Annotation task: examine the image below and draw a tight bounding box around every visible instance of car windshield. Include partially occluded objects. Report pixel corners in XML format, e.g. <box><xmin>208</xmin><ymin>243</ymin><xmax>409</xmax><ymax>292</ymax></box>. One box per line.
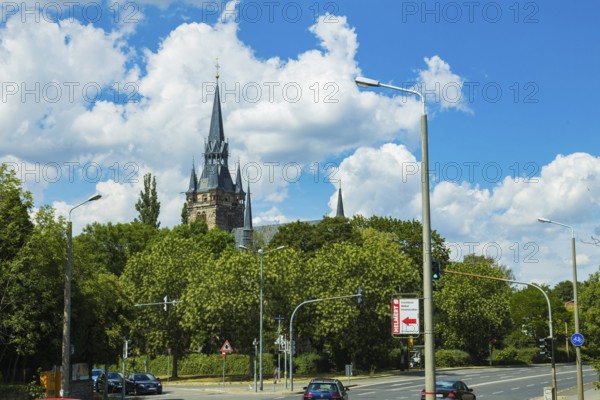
<box><xmin>107</xmin><ymin>373</ymin><xmax>122</xmax><ymax>379</ymax></box>
<box><xmin>91</xmin><ymin>370</ymin><xmax>103</xmax><ymax>377</ymax></box>
<box><xmin>307</xmin><ymin>383</ymin><xmax>338</xmax><ymax>393</ymax></box>
<box><xmin>132</xmin><ymin>373</ymin><xmax>156</xmax><ymax>381</ymax></box>
<box><xmin>436</xmin><ymin>381</ymin><xmax>456</xmax><ymax>389</ymax></box>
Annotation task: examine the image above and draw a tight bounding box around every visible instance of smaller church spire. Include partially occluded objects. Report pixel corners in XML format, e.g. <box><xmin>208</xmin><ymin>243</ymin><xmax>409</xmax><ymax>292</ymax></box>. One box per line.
<box><xmin>336</xmin><ymin>185</ymin><xmax>345</xmax><ymax>218</ymax></box>
<box><xmin>244</xmin><ymin>183</ymin><xmax>253</xmax><ymax>229</ymax></box>
<box><xmin>235</xmin><ymin>161</ymin><xmax>244</xmax><ymax>194</ymax></box>
<box><xmin>240</xmin><ymin>182</ymin><xmax>253</xmax><ymax>247</ymax></box>
<box><xmin>187</xmin><ymin>158</ymin><xmax>197</xmax><ymax>193</ymax></box>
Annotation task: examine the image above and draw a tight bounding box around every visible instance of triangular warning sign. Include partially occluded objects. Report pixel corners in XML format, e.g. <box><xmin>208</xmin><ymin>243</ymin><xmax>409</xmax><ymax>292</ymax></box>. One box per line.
<box><xmin>221</xmin><ymin>340</ymin><xmax>233</xmax><ymax>353</ymax></box>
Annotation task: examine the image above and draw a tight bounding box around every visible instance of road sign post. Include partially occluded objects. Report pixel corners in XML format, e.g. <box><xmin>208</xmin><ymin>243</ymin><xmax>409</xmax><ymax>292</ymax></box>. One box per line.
<box><xmin>220</xmin><ymin>340</ymin><xmax>233</xmax><ymax>387</ymax></box>
<box><xmin>571</xmin><ymin>333</ymin><xmax>584</xmax><ymax>347</ymax></box>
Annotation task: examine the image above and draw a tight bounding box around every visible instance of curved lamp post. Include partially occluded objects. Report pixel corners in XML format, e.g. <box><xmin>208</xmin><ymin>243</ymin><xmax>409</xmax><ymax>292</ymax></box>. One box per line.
<box><xmin>238</xmin><ymin>245</ymin><xmax>286</xmax><ymax>391</ymax></box>
<box><xmin>61</xmin><ymin>194</ymin><xmax>102</xmax><ymax>397</ymax></box>
<box><xmin>355</xmin><ymin>76</ymin><xmax>436</xmax><ymax>399</ymax></box>
<box><xmin>538</xmin><ymin>217</ymin><xmax>583</xmax><ymax>400</ymax></box>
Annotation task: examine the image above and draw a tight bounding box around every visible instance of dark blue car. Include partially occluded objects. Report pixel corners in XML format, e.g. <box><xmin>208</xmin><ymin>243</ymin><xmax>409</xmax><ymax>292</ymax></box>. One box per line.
<box><xmin>126</xmin><ymin>373</ymin><xmax>163</xmax><ymax>395</ymax></box>
<box><xmin>303</xmin><ymin>378</ymin><xmax>349</xmax><ymax>399</ymax></box>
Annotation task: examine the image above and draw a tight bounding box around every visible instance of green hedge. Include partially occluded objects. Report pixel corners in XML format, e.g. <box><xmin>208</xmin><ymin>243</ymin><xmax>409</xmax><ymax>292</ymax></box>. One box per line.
<box><xmin>0</xmin><ymin>384</ymin><xmax>32</xmax><ymax>400</ymax></box>
<box><xmin>492</xmin><ymin>346</ymin><xmax>569</xmax><ymax>365</ymax></box>
<box><xmin>105</xmin><ymin>353</ymin><xmax>278</xmax><ymax>379</ymax></box>
<box><xmin>435</xmin><ymin>350</ymin><xmax>471</xmax><ymax>368</ymax></box>
<box><xmin>293</xmin><ymin>353</ymin><xmax>330</xmax><ymax>374</ymax></box>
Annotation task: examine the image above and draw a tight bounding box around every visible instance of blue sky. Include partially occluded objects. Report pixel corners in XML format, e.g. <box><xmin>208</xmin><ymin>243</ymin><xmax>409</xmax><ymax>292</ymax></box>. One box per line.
<box><xmin>1</xmin><ymin>0</ymin><xmax>599</xmax><ymax>285</ymax></box>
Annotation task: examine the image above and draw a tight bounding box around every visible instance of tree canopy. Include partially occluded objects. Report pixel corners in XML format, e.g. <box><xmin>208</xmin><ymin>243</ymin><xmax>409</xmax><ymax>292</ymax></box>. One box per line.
<box><xmin>135</xmin><ymin>173</ymin><xmax>161</xmax><ymax>228</ymax></box>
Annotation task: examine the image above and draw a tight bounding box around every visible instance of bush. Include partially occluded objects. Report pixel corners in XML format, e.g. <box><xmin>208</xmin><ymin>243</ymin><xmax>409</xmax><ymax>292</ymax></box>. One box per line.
<box><xmin>387</xmin><ymin>348</ymin><xmax>403</xmax><ymax>369</ymax></box>
<box><xmin>493</xmin><ymin>347</ymin><xmax>522</xmax><ymax>365</ymax></box>
<box><xmin>491</xmin><ymin>346</ymin><xmax>556</xmax><ymax>365</ymax></box>
<box><xmin>435</xmin><ymin>350</ymin><xmax>471</xmax><ymax>368</ymax></box>
<box><xmin>103</xmin><ymin>353</ymin><xmax>267</xmax><ymax>379</ymax></box>
<box><xmin>293</xmin><ymin>353</ymin><xmax>330</xmax><ymax>374</ymax></box>
<box><xmin>0</xmin><ymin>384</ymin><xmax>28</xmax><ymax>400</ymax></box>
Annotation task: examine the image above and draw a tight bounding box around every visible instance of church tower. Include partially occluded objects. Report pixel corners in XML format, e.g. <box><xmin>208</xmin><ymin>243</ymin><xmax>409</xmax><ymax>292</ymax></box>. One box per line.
<box><xmin>185</xmin><ymin>76</ymin><xmax>245</xmax><ymax>231</ymax></box>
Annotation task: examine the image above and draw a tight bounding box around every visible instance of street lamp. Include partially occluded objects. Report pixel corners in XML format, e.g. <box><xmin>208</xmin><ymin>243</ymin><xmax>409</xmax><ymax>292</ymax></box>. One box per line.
<box><xmin>238</xmin><ymin>245</ymin><xmax>286</xmax><ymax>391</ymax></box>
<box><xmin>538</xmin><ymin>217</ymin><xmax>583</xmax><ymax>400</ymax></box>
<box><xmin>61</xmin><ymin>194</ymin><xmax>102</xmax><ymax>397</ymax></box>
<box><xmin>355</xmin><ymin>76</ymin><xmax>436</xmax><ymax>399</ymax></box>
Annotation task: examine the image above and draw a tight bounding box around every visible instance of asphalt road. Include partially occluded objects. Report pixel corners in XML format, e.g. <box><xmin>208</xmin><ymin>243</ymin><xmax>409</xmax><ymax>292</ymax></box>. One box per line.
<box><xmin>116</xmin><ymin>364</ymin><xmax>597</xmax><ymax>400</ymax></box>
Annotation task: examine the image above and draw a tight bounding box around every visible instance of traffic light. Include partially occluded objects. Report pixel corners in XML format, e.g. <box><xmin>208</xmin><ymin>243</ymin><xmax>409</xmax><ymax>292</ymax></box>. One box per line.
<box><xmin>164</xmin><ymin>295</ymin><xmax>169</xmax><ymax>311</ymax></box>
<box><xmin>431</xmin><ymin>259</ymin><xmax>441</xmax><ymax>281</ymax></box>
<box><xmin>123</xmin><ymin>338</ymin><xmax>132</xmax><ymax>359</ymax></box>
<box><xmin>356</xmin><ymin>287</ymin><xmax>365</xmax><ymax>304</ymax></box>
<box><xmin>539</xmin><ymin>337</ymin><xmax>552</xmax><ymax>359</ymax></box>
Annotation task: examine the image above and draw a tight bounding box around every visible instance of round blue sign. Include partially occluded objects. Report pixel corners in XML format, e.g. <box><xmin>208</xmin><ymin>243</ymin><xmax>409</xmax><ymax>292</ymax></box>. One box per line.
<box><xmin>571</xmin><ymin>333</ymin><xmax>584</xmax><ymax>347</ymax></box>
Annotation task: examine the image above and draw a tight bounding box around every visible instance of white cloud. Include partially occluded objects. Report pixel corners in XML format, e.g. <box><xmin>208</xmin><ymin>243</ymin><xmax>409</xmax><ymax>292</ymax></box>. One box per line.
<box><xmin>0</xmin><ymin>15</ymin><xmax>130</xmax><ymax>161</ymax></box>
<box><xmin>418</xmin><ymin>55</ymin><xmax>472</xmax><ymax>113</ymax></box>
<box><xmin>0</xmin><ymin>7</ymin><xmax>478</xmax><ymax>244</ymax></box>
<box><xmin>328</xmin><ymin>143</ymin><xmax>422</xmax><ymax>219</ymax></box>
<box><xmin>333</xmin><ymin>149</ymin><xmax>600</xmax><ymax>285</ymax></box>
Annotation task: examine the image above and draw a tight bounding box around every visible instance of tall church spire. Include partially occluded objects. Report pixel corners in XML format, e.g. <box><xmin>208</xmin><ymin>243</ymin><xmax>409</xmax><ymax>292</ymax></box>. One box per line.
<box><xmin>240</xmin><ymin>182</ymin><xmax>253</xmax><ymax>247</ymax></box>
<box><xmin>244</xmin><ymin>183</ymin><xmax>253</xmax><ymax>229</ymax></box>
<box><xmin>336</xmin><ymin>185</ymin><xmax>345</xmax><ymax>218</ymax></box>
<box><xmin>186</xmin><ymin>69</ymin><xmax>245</xmax><ymax>232</ymax></box>
<box><xmin>208</xmin><ymin>82</ymin><xmax>226</xmax><ymax>144</ymax></box>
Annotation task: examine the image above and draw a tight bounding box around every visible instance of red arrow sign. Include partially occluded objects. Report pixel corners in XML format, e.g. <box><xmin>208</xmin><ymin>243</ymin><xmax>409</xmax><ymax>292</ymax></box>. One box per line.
<box><xmin>402</xmin><ymin>317</ymin><xmax>417</xmax><ymax>325</ymax></box>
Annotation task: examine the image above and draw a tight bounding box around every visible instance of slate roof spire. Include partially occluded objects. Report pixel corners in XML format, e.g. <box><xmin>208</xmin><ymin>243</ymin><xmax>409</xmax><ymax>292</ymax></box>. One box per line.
<box><xmin>197</xmin><ymin>73</ymin><xmax>235</xmax><ymax>192</ymax></box>
<box><xmin>235</xmin><ymin>162</ymin><xmax>244</xmax><ymax>194</ymax></box>
<box><xmin>240</xmin><ymin>182</ymin><xmax>253</xmax><ymax>247</ymax></box>
<box><xmin>244</xmin><ymin>183</ymin><xmax>253</xmax><ymax>229</ymax></box>
<box><xmin>336</xmin><ymin>185</ymin><xmax>345</xmax><ymax>218</ymax></box>
<box><xmin>187</xmin><ymin>158</ymin><xmax>197</xmax><ymax>193</ymax></box>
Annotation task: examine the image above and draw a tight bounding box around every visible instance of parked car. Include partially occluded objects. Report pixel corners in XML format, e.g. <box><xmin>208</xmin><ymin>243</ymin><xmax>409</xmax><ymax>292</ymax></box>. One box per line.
<box><xmin>420</xmin><ymin>380</ymin><xmax>476</xmax><ymax>399</ymax></box>
<box><xmin>97</xmin><ymin>372</ymin><xmax>124</xmax><ymax>393</ymax></box>
<box><xmin>126</xmin><ymin>373</ymin><xmax>163</xmax><ymax>395</ymax></box>
<box><xmin>91</xmin><ymin>368</ymin><xmax>104</xmax><ymax>392</ymax></box>
<box><xmin>303</xmin><ymin>378</ymin><xmax>349</xmax><ymax>400</ymax></box>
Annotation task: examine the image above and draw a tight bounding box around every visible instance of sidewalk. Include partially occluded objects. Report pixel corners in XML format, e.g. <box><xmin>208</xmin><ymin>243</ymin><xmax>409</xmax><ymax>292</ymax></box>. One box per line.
<box><xmin>530</xmin><ymin>382</ymin><xmax>600</xmax><ymax>400</ymax></box>
<box><xmin>556</xmin><ymin>383</ymin><xmax>599</xmax><ymax>400</ymax></box>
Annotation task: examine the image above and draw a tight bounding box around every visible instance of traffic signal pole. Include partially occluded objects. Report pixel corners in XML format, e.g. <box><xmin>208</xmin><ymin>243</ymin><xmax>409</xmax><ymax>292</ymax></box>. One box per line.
<box><xmin>445</xmin><ymin>270</ymin><xmax>557</xmax><ymax>400</ymax></box>
<box><xmin>289</xmin><ymin>289</ymin><xmax>364</xmax><ymax>391</ymax></box>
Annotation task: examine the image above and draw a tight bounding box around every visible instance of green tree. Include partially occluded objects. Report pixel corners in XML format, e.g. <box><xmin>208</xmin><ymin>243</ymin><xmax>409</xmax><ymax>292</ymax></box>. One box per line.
<box><xmin>269</xmin><ymin>221</ymin><xmax>317</xmax><ymax>252</ymax></box>
<box><xmin>122</xmin><ymin>229</ymin><xmax>213</xmax><ymax>378</ymax></box>
<box><xmin>75</xmin><ymin>221</ymin><xmax>159</xmax><ymax>276</ymax></box>
<box><xmin>0</xmin><ymin>165</ymin><xmax>36</xmax><ymax>380</ymax></box>
<box><xmin>300</xmin><ymin>229</ymin><xmax>419</xmax><ymax>369</ymax></box>
<box><xmin>351</xmin><ymin>215</ymin><xmax>450</xmax><ymax>269</ymax></box>
<box><xmin>506</xmin><ymin>286</ymin><xmax>552</xmax><ymax>348</ymax></box>
<box><xmin>135</xmin><ymin>173</ymin><xmax>161</xmax><ymax>228</ymax></box>
<box><xmin>180</xmin><ymin>202</ymin><xmax>188</xmax><ymax>224</ymax></box>
<box><xmin>551</xmin><ymin>280</ymin><xmax>574</xmax><ymax>303</ymax></box>
<box><xmin>0</xmin><ymin>164</ymin><xmax>33</xmax><ymax>261</ymax></box>
<box><xmin>270</xmin><ymin>217</ymin><xmax>361</xmax><ymax>254</ymax></box>
<box><xmin>436</xmin><ymin>255</ymin><xmax>512</xmax><ymax>362</ymax></box>
<box><xmin>1</xmin><ymin>206</ymin><xmax>64</xmax><ymax>379</ymax></box>
<box><xmin>579</xmin><ymin>270</ymin><xmax>600</xmax><ymax>358</ymax></box>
